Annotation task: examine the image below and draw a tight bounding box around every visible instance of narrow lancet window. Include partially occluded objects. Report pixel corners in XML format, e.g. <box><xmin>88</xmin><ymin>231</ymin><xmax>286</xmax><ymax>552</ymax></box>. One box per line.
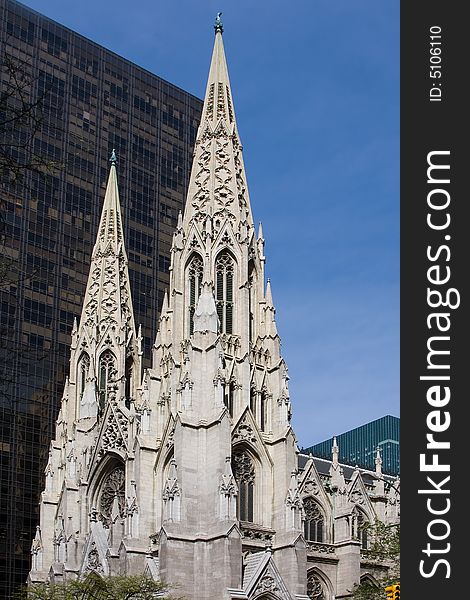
<box><xmin>188</xmin><ymin>255</ymin><xmax>203</xmax><ymax>335</ymax></box>
<box><xmin>125</xmin><ymin>356</ymin><xmax>133</xmax><ymax>409</ymax></box>
<box><xmin>98</xmin><ymin>351</ymin><xmax>115</xmax><ymax>411</ymax></box>
<box><xmin>260</xmin><ymin>390</ymin><xmax>267</xmax><ymax>432</ymax></box>
<box><xmin>78</xmin><ymin>353</ymin><xmax>90</xmax><ymax>400</ymax></box>
<box><xmin>232</xmin><ymin>449</ymin><xmax>255</xmax><ymax>522</ymax></box>
<box><xmin>216</xmin><ymin>252</ymin><xmax>234</xmax><ymax>334</ymax></box>
<box><xmin>224</xmin><ymin>381</ymin><xmax>235</xmax><ymax>417</ymax></box>
<box><xmin>250</xmin><ymin>387</ymin><xmax>256</xmax><ymax>419</ymax></box>
<box><xmin>303</xmin><ymin>498</ymin><xmax>324</xmax><ymax>543</ymax></box>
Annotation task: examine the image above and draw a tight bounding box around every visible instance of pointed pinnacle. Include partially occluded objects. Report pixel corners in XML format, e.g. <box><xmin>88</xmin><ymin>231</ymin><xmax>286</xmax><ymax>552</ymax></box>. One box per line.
<box><xmin>258</xmin><ymin>222</ymin><xmax>264</xmax><ymax>241</ymax></box>
<box><xmin>177</xmin><ymin>210</ymin><xmax>183</xmax><ymax>229</ymax></box>
<box><xmin>266</xmin><ymin>278</ymin><xmax>273</xmax><ymax>306</ymax></box>
<box><xmin>161</xmin><ymin>289</ymin><xmax>169</xmax><ymax>314</ymax></box>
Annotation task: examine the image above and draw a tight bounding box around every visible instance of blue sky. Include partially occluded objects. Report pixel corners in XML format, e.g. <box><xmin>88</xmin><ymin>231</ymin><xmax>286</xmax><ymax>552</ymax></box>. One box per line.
<box><xmin>22</xmin><ymin>0</ymin><xmax>400</xmax><ymax>448</ymax></box>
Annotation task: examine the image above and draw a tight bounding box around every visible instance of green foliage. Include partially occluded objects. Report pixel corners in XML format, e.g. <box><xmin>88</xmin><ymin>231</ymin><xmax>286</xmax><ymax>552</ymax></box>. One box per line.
<box><xmin>15</xmin><ymin>574</ymin><xmax>179</xmax><ymax>600</ymax></box>
<box><xmin>350</xmin><ymin>520</ymin><xmax>400</xmax><ymax>600</ymax></box>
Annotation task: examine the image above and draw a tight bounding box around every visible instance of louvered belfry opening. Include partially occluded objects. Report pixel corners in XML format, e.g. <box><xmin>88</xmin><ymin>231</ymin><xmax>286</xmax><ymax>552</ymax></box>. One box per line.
<box><xmin>215</xmin><ymin>252</ymin><xmax>234</xmax><ymax>334</ymax></box>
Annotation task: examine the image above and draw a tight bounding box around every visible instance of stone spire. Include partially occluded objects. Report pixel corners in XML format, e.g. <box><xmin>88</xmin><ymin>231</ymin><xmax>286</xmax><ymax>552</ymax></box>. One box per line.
<box><xmin>182</xmin><ymin>17</ymin><xmax>254</xmax><ymax>232</ymax></box>
<box><xmin>79</xmin><ymin>151</ymin><xmax>136</xmax><ymax>337</ymax></box>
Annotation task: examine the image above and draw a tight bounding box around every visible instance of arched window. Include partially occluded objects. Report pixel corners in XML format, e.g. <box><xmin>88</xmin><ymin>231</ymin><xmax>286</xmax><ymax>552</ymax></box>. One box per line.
<box><xmin>188</xmin><ymin>254</ymin><xmax>203</xmax><ymax>335</ymax></box>
<box><xmin>303</xmin><ymin>498</ymin><xmax>324</xmax><ymax>542</ymax></box>
<box><xmin>307</xmin><ymin>571</ymin><xmax>326</xmax><ymax>600</ymax></box>
<box><xmin>260</xmin><ymin>390</ymin><xmax>267</xmax><ymax>432</ymax></box>
<box><xmin>99</xmin><ymin>465</ymin><xmax>125</xmax><ymax>527</ymax></box>
<box><xmin>78</xmin><ymin>353</ymin><xmax>90</xmax><ymax>400</ymax></box>
<box><xmin>250</xmin><ymin>386</ymin><xmax>256</xmax><ymax>419</ymax></box>
<box><xmin>248</xmin><ymin>260</ymin><xmax>256</xmax><ymax>342</ymax></box>
<box><xmin>356</xmin><ymin>510</ymin><xmax>369</xmax><ymax>549</ymax></box>
<box><xmin>125</xmin><ymin>356</ymin><xmax>133</xmax><ymax>409</ymax></box>
<box><xmin>224</xmin><ymin>380</ymin><xmax>235</xmax><ymax>417</ymax></box>
<box><xmin>98</xmin><ymin>351</ymin><xmax>115</xmax><ymax>411</ymax></box>
<box><xmin>232</xmin><ymin>449</ymin><xmax>255</xmax><ymax>522</ymax></box>
<box><xmin>216</xmin><ymin>252</ymin><xmax>234</xmax><ymax>334</ymax></box>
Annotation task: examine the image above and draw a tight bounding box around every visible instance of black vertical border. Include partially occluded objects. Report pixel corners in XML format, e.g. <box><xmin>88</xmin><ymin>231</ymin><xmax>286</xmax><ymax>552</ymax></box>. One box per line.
<box><xmin>401</xmin><ymin>3</ymin><xmax>467</xmax><ymax>597</ymax></box>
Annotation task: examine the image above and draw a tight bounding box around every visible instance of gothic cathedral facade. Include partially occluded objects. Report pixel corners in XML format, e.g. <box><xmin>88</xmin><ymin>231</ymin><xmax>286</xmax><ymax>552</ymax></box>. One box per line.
<box><xmin>29</xmin><ymin>19</ymin><xmax>399</xmax><ymax>600</ymax></box>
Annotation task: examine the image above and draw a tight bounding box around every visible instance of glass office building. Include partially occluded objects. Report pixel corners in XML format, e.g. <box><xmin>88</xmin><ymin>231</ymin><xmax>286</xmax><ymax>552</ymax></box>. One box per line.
<box><xmin>0</xmin><ymin>0</ymin><xmax>202</xmax><ymax>593</ymax></box>
<box><xmin>302</xmin><ymin>415</ymin><xmax>400</xmax><ymax>477</ymax></box>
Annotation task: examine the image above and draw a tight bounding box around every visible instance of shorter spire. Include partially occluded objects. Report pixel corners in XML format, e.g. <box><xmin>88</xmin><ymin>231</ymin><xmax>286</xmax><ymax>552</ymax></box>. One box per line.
<box><xmin>375</xmin><ymin>446</ymin><xmax>383</xmax><ymax>476</ymax></box>
<box><xmin>214</xmin><ymin>11</ymin><xmax>223</xmax><ymax>34</ymax></box>
<box><xmin>332</xmin><ymin>436</ymin><xmax>339</xmax><ymax>467</ymax></box>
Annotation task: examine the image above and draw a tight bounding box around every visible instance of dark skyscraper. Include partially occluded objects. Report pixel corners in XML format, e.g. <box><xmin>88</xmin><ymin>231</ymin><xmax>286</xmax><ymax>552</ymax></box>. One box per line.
<box><xmin>302</xmin><ymin>415</ymin><xmax>400</xmax><ymax>476</ymax></box>
<box><xmin>0</xmin><ymin>0</ymin><xmax>202</xmax><ymax>593</ymax></box>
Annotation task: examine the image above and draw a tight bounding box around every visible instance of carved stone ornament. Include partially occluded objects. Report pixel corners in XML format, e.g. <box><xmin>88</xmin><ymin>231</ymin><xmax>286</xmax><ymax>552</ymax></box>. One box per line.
<box><xmin>163</xmin><ymin>460</ymin><xmax>180</xmax><ymax>501</ymax></box>
<box><xmin>232</xmin><ymin>415</ymin><xmax>257</xmax><ymax>444</ymax></box>
<box><xmin>232</xmin><ymin>450</ymin><xmax>255</xmax><ymax>485</ymax></box>
<box><xmin>219</xmin><ymin>471</ymin><xmax>237</xmax><ymax>497</ymax></box>
<box><xmin>303</xmin><ymin>478</ymin><xmax>320</xmax><ymax>496</ymax></box>
<box><xmin>86</xmin><ymin>540</ymin><xmax>103</xmax><ymax>573</ymax></box>
<box><xmin>351</xmin><ymin>489</ymin><xmax>365</xmax><ymax>505</ymax></box>
<box><xmin>256</xmin><ymin>572</ymin><xmax>279</xmax><ymax>594</ymax></box>
<box><xmin>98</xmin><ymin>405</ymin><xmax>128</xmax><ymax>458</ymax></box>
<box><xmin>306</xmin><ymin>542</ymin><xmax>335</xmax><ymax>555</ymax></box>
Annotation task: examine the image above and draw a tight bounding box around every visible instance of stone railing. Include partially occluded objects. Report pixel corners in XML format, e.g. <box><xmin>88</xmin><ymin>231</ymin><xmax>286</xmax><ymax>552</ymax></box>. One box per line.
<box><xmin>240</xmin><ymin>522</ymin><xmax>275</xmax><ymax>545</ymax></box>
<box><xmin>306</xmin><ymin>542</ymin><xmax>336</xmax><ymax>555</ymax></box>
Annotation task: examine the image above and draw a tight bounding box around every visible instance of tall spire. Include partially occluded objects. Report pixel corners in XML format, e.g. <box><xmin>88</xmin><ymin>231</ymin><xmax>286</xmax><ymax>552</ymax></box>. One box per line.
<box><xmin>182</xmin><ymin>15</ymin><xmax>253</xmax><ymax>231</ymax></box>
<box><xmin>96</xmin><ymin>150</ymin><xmax>125</xmax><ymax>251</ymax></box>
<box><xmin>79</xmin><ymin>152</ymin><xmax>136</xmax><ymax>335</ymax></box>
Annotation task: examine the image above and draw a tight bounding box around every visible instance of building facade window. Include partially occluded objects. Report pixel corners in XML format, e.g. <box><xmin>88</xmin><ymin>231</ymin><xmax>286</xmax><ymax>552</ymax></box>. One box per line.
<box><xmin>250</xmin><ymin>386</ymin><xmax>256</xmax><ymax>419</ymax></box>
<box><xmin>303</xmin><ymin>498</ymin><xmax>324</xmax><ymax>543</ymax></box>
<box><xmin>260</xmin><ymin>390</ymin><xmax>267</xmax><ymax>432</ymax></box>
<box><xmin>356</xmin><ymin>510</ymin><xmax>369</xmax><ymax>549</ymax></box>
<box><xmin>188</xmin><ymin>254</ymin><xmax>203</xmax><ymax>335</ymax></box>
<box><xmin>224</xmin><ymin>380</ymin><xmax>235</xmax><ymax>417</ymax></box>
<box><xmin>98</xmin><ymin>351</ymin><xmax>115</xmax><ymax>411</ymax></box>
<box><xmin>232</xmin><ymin>449</ymin><xmax>255</xmax><ymax>522</ymax></box>
<box><xmin>99</xmin><ymin>465</ymin><xmax>125</xmax><ymax>526</ymax></box>
<box><xmin>307</xmin><ymin>572</ymin><xmax>326</xmax><ymax>600</ymax></box>
<box><xmin>215</xmin><ymin>252</ymin><xmax>234</xmax><ymax>334</ymax></box>
<box><xmin>125</xmin><ymin>355</ymin><xmax>133</xmax><ymax>408</ymax></box>
<box><xmin>78</xmin><ymin>353</ymin><xmax>90</xmax><ymax>400</ymax></box>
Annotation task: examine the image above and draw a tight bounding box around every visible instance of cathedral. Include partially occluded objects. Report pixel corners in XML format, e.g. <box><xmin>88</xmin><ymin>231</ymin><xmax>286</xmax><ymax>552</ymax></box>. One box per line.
<box><xmin>28</xmin><ymin>17</ymin><xmax>399</xmax><ymax>600</ymax></box>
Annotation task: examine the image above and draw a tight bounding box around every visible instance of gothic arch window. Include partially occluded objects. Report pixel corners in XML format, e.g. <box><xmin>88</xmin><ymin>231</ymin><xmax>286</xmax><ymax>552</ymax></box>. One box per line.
<box><xmin>232</xmin><ymin>448</ymin><xmax>255</xmax><ymax>522</ymax></box>
<box><xmin>215</xmin><ymin>251</ymin><xmax>235</xmax><ymax>334</ymax></box>
<box><xmin>250</xmin><ymin>386</ymin><xmax>257</xmax><ymax>419</ymax></box>
<box><xmin>307</xmin><ymin>571</ymin><xmax>327</xmax><ymax>600</ymax></box>
<box><xmin>248</xmin><ymin>259</ymin><xmax>256</xmax><ymax>342</ymax></box>
<box><xmin>98</xmin><ymin>351</ymin><xmax>115</xmax><ymax>411</ymax></box>
<box><xmin>99</xmin><ymin>465</ymin><xmax>125</xmax><ymax>527</ymax></box>
<box><xmin>187</xmin><ymin>254</ymin><xmax>203</xmax><ymax>335</ymax></box>
<box><xmin>303</xmin><ymin>497</ymin><xmax>325</xmax><ymax>542</ymax></box>
<box><xmin>125</xmin><ymin>355</ymin><xmax>133</xmax><ymax>409</ymax></box>
<box><xmin>356</xmin><ymin>509</ymin><xmax>369</xmax><ymax>549</ymax></box>
<box><xmin>360</xmin><ymin>574</ymin><xmax>379</xmax><ymax>590</ymax></box>
<box><xmin>260</xmin><ymin>389</ymin><xmax>268</xmax><ymax>432</ymax></box>
<box><xmin>78</xmin><ymin>353</ymin><xmax>90</xmax><ymax>400</ymax></box>
<box><xmin>224</xmin><ymin>380</ymin><xmax>235</xmax><ymax>417</ymax></box>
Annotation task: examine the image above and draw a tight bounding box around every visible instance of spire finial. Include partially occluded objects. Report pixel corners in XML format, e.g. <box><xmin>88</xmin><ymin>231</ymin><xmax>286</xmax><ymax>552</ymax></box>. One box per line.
<box><xmin>214</xmin><ymin>12</ymin><xmax>223</xmax><ymax>34</ymax></box>
<box><xmin>110</xmin><ymin>149</ymin><xmax>117</xmax><ymax>165</ymax></box>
